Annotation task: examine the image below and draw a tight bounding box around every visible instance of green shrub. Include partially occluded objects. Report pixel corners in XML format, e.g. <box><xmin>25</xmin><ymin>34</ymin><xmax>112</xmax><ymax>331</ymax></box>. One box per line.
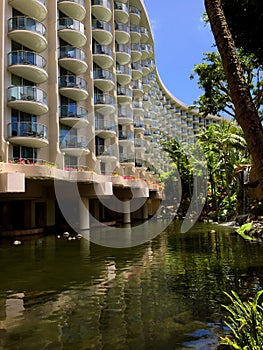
<box><xmin>219</xmin><ymin>290</ymin><xmax>263</xmax><ymax>349</ymax></box>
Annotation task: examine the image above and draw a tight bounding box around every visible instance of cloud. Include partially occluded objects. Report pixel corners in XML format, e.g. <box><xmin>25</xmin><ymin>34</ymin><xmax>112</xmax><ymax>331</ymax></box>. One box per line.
<box><xmin>149</xmin><ymin>19</ymin><xmax>160</xmax><ymax>40</ymax></box>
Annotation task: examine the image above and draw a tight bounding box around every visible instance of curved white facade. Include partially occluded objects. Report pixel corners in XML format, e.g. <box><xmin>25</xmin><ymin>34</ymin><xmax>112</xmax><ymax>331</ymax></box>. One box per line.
<box><xmin>0</xmin><ymin>0</ymin><xmax>220</xmax><ymax>233</ymax></box>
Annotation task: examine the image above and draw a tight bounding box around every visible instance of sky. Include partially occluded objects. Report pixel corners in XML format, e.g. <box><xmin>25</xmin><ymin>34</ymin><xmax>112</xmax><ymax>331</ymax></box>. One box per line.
<box><xmin>144</xmin><ymin>0</ymin><xmax>216</xmax><ymax>106</ymax></box>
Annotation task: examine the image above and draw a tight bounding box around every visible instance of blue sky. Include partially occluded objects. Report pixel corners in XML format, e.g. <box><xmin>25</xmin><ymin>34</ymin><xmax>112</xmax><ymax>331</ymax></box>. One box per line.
<box><xmin>144</xmin><ymin>0</ymin><xmax>216</xmax><ymax>106</ymax></box>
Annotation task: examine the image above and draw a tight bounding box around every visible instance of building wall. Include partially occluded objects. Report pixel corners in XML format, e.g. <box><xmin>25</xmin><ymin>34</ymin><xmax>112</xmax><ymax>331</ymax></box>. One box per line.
<box><xmin>0</xmin><ymin>0</ymin><xmax>220</xmax><ymax>233</ymax></box>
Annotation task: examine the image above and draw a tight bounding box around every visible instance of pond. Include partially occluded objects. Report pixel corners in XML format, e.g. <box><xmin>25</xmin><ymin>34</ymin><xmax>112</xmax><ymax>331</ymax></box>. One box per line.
<box><xmin>0</xmin><ymin>221</ymin><xmax>263</xmax><ymax>349</ymax></box>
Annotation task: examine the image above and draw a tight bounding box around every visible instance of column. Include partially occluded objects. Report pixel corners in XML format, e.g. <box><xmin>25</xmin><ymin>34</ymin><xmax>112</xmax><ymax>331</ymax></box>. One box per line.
<box><xmin>123</xmin><ymin>201</ymin><xmax>131</xmax><ymax>224</ymax></box>
<box><xmin>143</xmin><ymin>202</ymin><xmax>148</xmax><ymax>220</ymax></box>
<box><xmin>80</xmin><ymin>197</ymin><xmax>90</xmax><ymax>230</ymax></box>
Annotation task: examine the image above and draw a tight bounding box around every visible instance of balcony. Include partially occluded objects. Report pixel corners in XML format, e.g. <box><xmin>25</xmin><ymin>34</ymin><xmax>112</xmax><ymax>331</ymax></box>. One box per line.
<box><xmin>60</xmin><ymin>135</ymin><xmax>90</xmax><ymax>156</ymax></box>
<box><xmin>57</xmin><ymin>0</ymin><xmax>86</xmax><ymax>21</ymax></box>
<box><xmin>133</xmin><ymin>120</ymin><xmax>145</xmax><ymax>132</ymax></box>
<box><xmin>94</xmin><ymin>93</ymin><xmax>115</xmax><ymax>114</ymax></box>
<box><xmin>144</xmin><ymin>112</ymin><xmax>152</xmax><ymax>124</ymax></box>
<box><xmin>119</xmin><ymin>153</ymin><xmax>135</xmax><ymax>165</ymax></box>
<box><xmin>142</xmin><ymin>77</ymin><xmax>151</xmax><ymax>92</ymax></box>
<box><xmin>141</xmin><ymin>59</ymin><xmax>151</xmax><ymax>76</ymax></box>
<box><xmin>117</xmin><ymin>86</ymin><xmax>132</xmax><ymax>102</ymax></box>
<box><xmin>140</xmin><ymin>26</ymin><xmax>149</xmax><ymax>43</ymax></box>
<box><xmin>132</xmin><ymin>80</ymin><xmax>144</xmax><ymax>98</ymax></box>
<box><xmin>115</xmin><ymin>44</ymin><xmax>131</xmax><ymax>65</ymax></box>
<box><xmin>59</xmin><ymin>105</ymin><xmax>89</xmax><ymax>128</ymax></box>
<box><xmin>115</xmin><ymin>23</ymin><xmax>130</xmax><ymax>44</ymax></box>
<box><xmin>58</xmin><ymin>46</ymin><xmax>88</xmax><ymax>75</ymax></box>
<box><xmin>93</xmin><ymin>68</ymin><xmax>114</xmax><ymax>92</ymax></box>
<box><xmin>7</xmin><ymin>86</ymin><xmax>48</xmax><ymax>115</ymax></box>
<box><xmin>118</xmin><ymin>104</ymin><xmax>133</xmax><ymax>124</ymax></box>
<box><xmin>142</xmin><ymin>94</ymin><xmax>151</xmax><ymax>108</ymax></box>
<box><xmin>118</xmin><ymin>131</ymin><xmax>134</xmax><ymax>146</ymax></box>
<box><xmin>92</xmin><ymin>19</ymin><xmax>112</xmax><ymax>45</ymax></box>
<box><xmin>96</xmin><ymin>144</ymin><xmax>117</xmax><ymax>161</ymax></box>
<box><xmin>7</xmin><ymin>122</ymin><xmax>48</xmax><ymax>148</ymax></box>
<box><xmin>144</xmin><ymin>129</ymin><xmax>153</xmax><ymax>140</ymax></box>
<box><xmin>8</xmin><ymin>50</ymin><xmax>48</xmax><ymax>84</ymax></box>
<box><xmin>140</xmin><ymin>44</ymin><xmax>149</xmax><ymax>60</ymax></box>
<box><xmin>58</xmin><ymin>17</ymin><xmax>86</xmax><ymax>48</ymax></box>
<box><xmin>95</xmin><ymin>114</ymin><xmax>116</xmax><ymax>138</ymax></box>
<box><xmin>131</xmin><ymin>43</ymin><xmax>142</xmax><ymax>62</ymax></box>
<box><xmin>114</xmin><ymin>2</ymin><xmax>129</xmax><ymax>23</ymax></box>
<box><xmin>91</xmin><ymin>0</ymin><xmax>112</xmax><ymax>22</ymax></box>
<box><xmin>131</xmin><ymin>62</ymin><xmax>143</xmax><ymax>80</ymax></box>
<box><xmin>135</xmin><ymin>158</ymin><xmax>146</xmax><ymax>169</ymax></box>
<box><xmin>8</xmin><ymin>16</ymin><xmax>47</xmax><ymax>53</ymax></box>
<box><xmin>8</xmin><ymin>0</ymin><xmax>47</xmax><ymax>22</ymax></box>
<box><xmin>130</xmin><ymin>25</ymin><xmax>141</xmax><ymax>44</ymax></box>
<box><xmin>116</xmin><ymin>64</ymin><xmax>131</xmax><ymax>85</ymax></box>
<box><xmin>59</xmin><ymin>75</ymin><xmax>88</xmax><ymax>101</ymax></box>
<box><xmin>132</xmin><ymin>100</ymin><xmax>144</xmax><ymax>116</ymax></box>
<box><xmin>129</xmin><ymin>6</ymin><xmax>140</xmax><ymax>25</ymax></box>
<box><xmin>93</xmin><ymin>44</ymin><xmax>113</xmax><ymax>69</ymax></box>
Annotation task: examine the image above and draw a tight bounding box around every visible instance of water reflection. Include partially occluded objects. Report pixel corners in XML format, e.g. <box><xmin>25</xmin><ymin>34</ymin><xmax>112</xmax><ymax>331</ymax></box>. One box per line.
<box><xmin>0</xmin><ymin>221</ymin><xmax>263</xmax><ymax>349</ymax></box>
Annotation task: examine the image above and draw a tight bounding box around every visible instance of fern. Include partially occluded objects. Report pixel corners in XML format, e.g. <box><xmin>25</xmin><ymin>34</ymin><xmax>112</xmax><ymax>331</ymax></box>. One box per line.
<box><xmin>219</xmin><ymin>290</ymin><xmax>263</xmax><ymax>349</ymax></box>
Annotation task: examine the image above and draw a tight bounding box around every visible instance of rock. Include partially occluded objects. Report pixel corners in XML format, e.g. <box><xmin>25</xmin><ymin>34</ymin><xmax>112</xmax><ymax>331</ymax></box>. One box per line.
<box><xmin>235</xmin><ymin>214</ymin><xmax>249</xmax><ymax>226</ymax></box>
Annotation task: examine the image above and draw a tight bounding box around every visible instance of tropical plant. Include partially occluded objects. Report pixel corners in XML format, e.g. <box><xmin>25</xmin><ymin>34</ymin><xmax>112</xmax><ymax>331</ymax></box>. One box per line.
<box><xmin>197</xmin><ymin>119</ymin><xmax>249</xmax><ymax>219</ymax></box>
<box><xmin>219</xmin><ymin>290</ymin><xmax>263</xmax><ymax>349</ymax></box>
<box><xmin>190</xmin><ymin>50</ymin><xmax>263</xmax><ymax>119</ymax></box>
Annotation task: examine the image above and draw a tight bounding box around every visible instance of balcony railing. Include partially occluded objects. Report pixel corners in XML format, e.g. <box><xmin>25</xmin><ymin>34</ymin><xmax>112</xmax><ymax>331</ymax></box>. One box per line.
<box><xmin>131</xmin><ymin>62</ymin><xmax>142</xmax><ymax>72</ymax></box>
<box><xmin>118</xmin><ymin>131</ymin><xmax>134</xmax><ymax>141</ymax></box>
<box><xmin>8</xmin><ymin>50</ymin><xmax>46</xmax><ymax>69</ymax></box>
<box><xmin>7</xmin><ymin>86</ymin><xmax>47</xmax><ymax>104</ymax></box>
<box><xmin>119</xmin><ymin>153</ymin><xmax>135</xmax><ymax>163</ymax></box>
<box><xmin>93</xmin><ymin>68</ymin><xmax>114</xmax><ymax>81</ymax></box>
<box><xmin>134</xmin><ymin>120</ymin><xmax>145</xmax><ymax>128</ymax></box>
<box><xmin>96</xmin><ymin>144</ymin><xmax>117</xmax><ymax>157</ymax></box>
<box><xmin>130</xmin><ymin>25</ymin><xmax>141</xmax><ymax>34</ymax></box>
<box><xmin>117</xmin><ymin>86</ymin><xmax>132</xmax><ymax>98</ymax></box>
<box><xmin>114</xmin><ymin>2</ymin><xmax>128</xmax><ymax>12</ymax></box>
<box><xmin>115</xmin><ymin>43</ymin><xmax>130</xmax><ymax>55</ymax></box>
<box><xmin>60</xmin><ymin>105</ymin><xmax>88</xmax><ymax>120</ymax></box>
<box><xmin>131</xmin><ymin>43</ymin><xmax>142</xmax><ymax>53</ymax></box>
<box><xmin>94</xmin><ymin>93</ymin><xmax>114</xmax><ymax>105</ymax></box>
<box><xmin>93</xmin><ymin>43</ymin><xmax>113</xmax><ymax>56</ymax></box>
<box><xmin>132</xmin><ymin>100</ymin><xmax>143</xmax><ymax>109</ymax></box>
<box><xmin>91</xmin><ymin>0</ymin><xmax>111</xmax><ymax>8</ymax></box>
<box><xmin>116</xmin><ymin>64</ymin><xmax>131</xmax><ymax>75</ymax></box>
<box><xmin>92</xmin><ymin>19</ymin><xmax>112</xmax><ymax>33</ymax></box>
<box><xmin>140</xmin><ymin>27</ymin><xmax>149</xmax><ymax>37</ymax></box>
<box><xmin>59</xmin><ymin>46</ymin><xmax>86</xmax><ymax>61</ymax></box>
<box><xmin>132</xmin><ymin>80</ymin><xmax>143</xmax><ymax>90</ymax></box>
<box><xmin>57</xmin><ymin>0</ymin><xmax>85</xmax><ymax>5</ymax></box>
<box><xmin>8</xmin><ymin>122</ymin><xmax>48</xmax><ymax>139</ymax></box>
<box><xmin>129</xmin><ymin>6</ymin><xmax>140</xmax><ymax>16</ymax></box>
<box><xmin>60</xmin><ymin>135</ymin><xmax>88</xmax><ymax>149</ymax></box>
<box><xmin>8</xmin><ymin>16</ymin><xmax>46</xmax><ymax>36</ymax></box>
<box><xmin>59</xmin><ymin>75</ymin><xmax>87</xmax><ymax>89</ymax></box>
<box><xmin>95</xmin><ymin>116</ymin><xmax>116</xmax><ymax>132</ymax></box>
<box><xmin>115</xmin><ymin>23</ymin><xmax>129</xmax><ymax>33</ymax></box>
<box><xmin>58</xmin><ymin>17</ymin><xmax>84</xmax><ymax>33</ymax></box>
<box><xmin>118</xmin><ymin>105</ymin><xmax>133</xmax><ymax>120</ymax></box>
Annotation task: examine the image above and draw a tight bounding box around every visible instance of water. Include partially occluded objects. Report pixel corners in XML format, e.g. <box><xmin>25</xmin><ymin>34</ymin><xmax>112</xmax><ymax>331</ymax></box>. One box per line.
<box><xmin>0</xmin><ymin>221</ymin><xmax>263</xmax><ymax>349</ymax></box>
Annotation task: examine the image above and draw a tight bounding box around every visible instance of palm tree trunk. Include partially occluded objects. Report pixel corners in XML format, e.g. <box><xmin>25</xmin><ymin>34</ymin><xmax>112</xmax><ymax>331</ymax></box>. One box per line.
<box><xmin>205</xmin><ymin>0</ymin><xmax>263</xmax><ymax>199</ymax></box>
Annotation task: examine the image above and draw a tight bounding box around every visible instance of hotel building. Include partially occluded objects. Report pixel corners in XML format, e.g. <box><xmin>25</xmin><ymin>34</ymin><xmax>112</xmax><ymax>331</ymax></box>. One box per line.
<box><xmin>0</xmin><ymin>0</ymin><xmax>219</xmax><ymax>234</ymax></box>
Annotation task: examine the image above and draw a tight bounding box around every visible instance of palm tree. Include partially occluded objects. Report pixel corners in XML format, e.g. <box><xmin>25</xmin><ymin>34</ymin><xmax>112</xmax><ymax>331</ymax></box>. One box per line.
<box><xmin>204</xmin><ymin>0</ymin><xmax>263</xmax><ymax>200</ymax></box>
